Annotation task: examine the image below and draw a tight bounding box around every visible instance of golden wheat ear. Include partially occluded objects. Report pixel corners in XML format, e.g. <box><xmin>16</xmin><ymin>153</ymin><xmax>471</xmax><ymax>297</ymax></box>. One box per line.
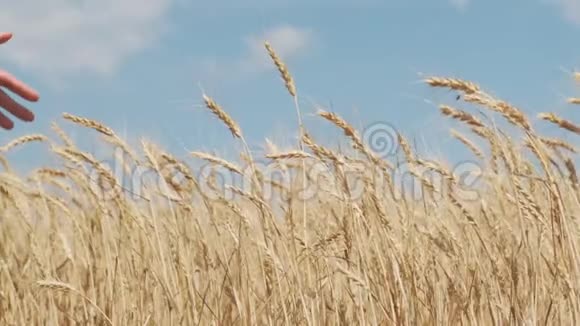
<box><xmin>0</xmin><ymin>134</ymin><xmax>47</xmax><ymax>152</ymax></box>
<box><xmin>264</xmin><ymin>41</ymin><xmax>297</xmax><ymax>98</ymax></box>
<box><xmin>439</xmin><ymin>105</ymin><xmax>485</xmax><ymax>128</ymax></box>
<box><xmin>202</xmin><ymin>94</ymin><xmax>242</xmax><ymax>139</ymax></box>
<box><xmin>450</xmin><ymin>129</ymin><xmax>484</xmax><ymax>160</ymax></box>
<box><xmin>538</xmin><ymin>112</ymin><xmax>580</xmax><ymax>135</ymax></box>
<box><xmin>62</xmin><ymin>112</ymin><xmax>115</xmax><ymax>137</ymax></box>
<box><xmin>424</xmin><ymin>76</ymin><xmax>480</xmax><ymax>94</ymax></box>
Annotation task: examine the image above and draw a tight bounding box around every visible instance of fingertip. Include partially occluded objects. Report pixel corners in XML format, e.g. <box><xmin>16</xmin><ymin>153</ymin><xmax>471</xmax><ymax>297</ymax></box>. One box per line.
<box><xmin>0</xmin><ymin>112</ymin><xmax>14</xmax><ymax>130</ymax></box>
<box><xmin>21</xmin><ymin>85</ymin><xmax>40</xmax><ymax>102</ymax></box>
<box><xmin>23</xmin><ymin>112</ymin><xmax>35</xmax><ymax>122</ymax></box>
<box><xmin>28</xmin><ymin>92</ymin><xmax>40</xmax><ymax>102</ymax></box>
<box><xmin>0</xmin><ymin>120</ymin><xmax>14</xmax><ymax>130</ymax></box>
<box><xmin>17</xmin><ymin>86</ymin><xmax>40</xmax><ymax>102</ymax></box>
<box><xmin>21</xmin><ymin>89</ymin><xmax>40</xmax><ymax>102</ymax></box>
<box><xmin>0</xmin><ymin>33</ymin><xmax>13</xmax><ymax>43</ymax></box>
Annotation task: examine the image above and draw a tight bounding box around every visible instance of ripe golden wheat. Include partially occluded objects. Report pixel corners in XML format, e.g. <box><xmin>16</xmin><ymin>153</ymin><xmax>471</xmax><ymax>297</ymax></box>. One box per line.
<box><xmin>0</xmin><ymin>44</ymin><xmax>578</xmax><ymax>326</ymax></box>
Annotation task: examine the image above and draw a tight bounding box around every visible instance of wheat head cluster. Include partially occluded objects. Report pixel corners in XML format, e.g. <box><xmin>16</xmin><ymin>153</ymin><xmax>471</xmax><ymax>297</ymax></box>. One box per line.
<box><xmin>0</xmin><ymin>42</ymin><xmax>579</xmax><ymax>326</ymax></box>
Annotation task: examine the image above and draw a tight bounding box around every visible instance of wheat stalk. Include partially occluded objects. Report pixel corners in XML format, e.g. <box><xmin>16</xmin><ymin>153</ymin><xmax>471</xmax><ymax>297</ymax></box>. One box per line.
<box><xmin>0</xmin><ymin>134</ymin><xmax>47</xmax><ymax>152</ymax></box>
<box><xmin>538</xmin><ymin>137</ymin><xmax>577</xmax><ymax>154</ymax></box>
<box><xmin>462</xmin><ymin>93</ymin><xmax>532</xmax><ymax>131</ymax></box>
<box><xmin>264</xmin><ymin>41</ymin><xmax>297</xmax><ymax>97</ymax></box>
<box><xmin>37</xmin><ymin>280</ymin><xmax>113</xmax><ymax>325</ymax></box>
<box><xmin>538</xmin><ymin>112</ymin><xmax>580</xmax><ymax>135</ymax></box>
<box><xmin>202</xmin><ymin>94</ymin><xmax>242</xmax><ymax>139</ymax></box>
<box><xmin>440</xmin><ymin>105</ymin><xmax>485</xmax><ymax>128</ymax></box>
<box><xmin>397</xmin><ymin>132</ymin><xmax>415</xmax><ymax>163</ymax></box>
<box><xmin>191</xmin><ymin>151</ymin><xmax>244</xmax><ymax>175</ymax></box>
<box><xmin>424</xmin><ymin>76</ymin><xmax>480</xmax><ymax>94</ymax></box>
<box><xmin>50</xmin><ymin>122</ymin><xmax>75</xmax><ymax>147</ymax></box>
<box><xmin>62</xmin><ymin>112</ymin><xmax>115</xmax><ymax>137</ymax></box>
<box><xmin>450</xmin><ymin>129</ymin><xmax>484</xmax><ymax>160</ymax></box>
<box><xmin>266</xmin><ymin>150</ymin><xmax>314</xmax><ymax>160</ymax></box>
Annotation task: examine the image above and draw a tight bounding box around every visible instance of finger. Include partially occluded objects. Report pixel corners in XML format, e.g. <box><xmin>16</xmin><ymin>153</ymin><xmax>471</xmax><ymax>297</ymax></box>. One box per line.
<box><xmin>0</xmin><ymin>71</ymin><xmax>40</xmax><ymax>102</ymax></box>
<box><xmin>0</xmin><ymin>33</ymin><xmax>13</xmax><ymax>44</ymax></box>
<box><xmin>0</xmin><ymin>89</ymin><xmax>35</xmax><ymax>122</ymax></box>
<box><xmin>0</xmin><ymin>110</ymin><xmax>14</xmax><ymax>130</ymax></box>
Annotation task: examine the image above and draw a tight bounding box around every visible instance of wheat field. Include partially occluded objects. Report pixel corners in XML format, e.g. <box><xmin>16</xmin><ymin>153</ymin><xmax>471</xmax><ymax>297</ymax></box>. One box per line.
<box><xmin>0</xmin><ymin>42</ymin><xmax>579</xmax><ymax>326</ymax></box>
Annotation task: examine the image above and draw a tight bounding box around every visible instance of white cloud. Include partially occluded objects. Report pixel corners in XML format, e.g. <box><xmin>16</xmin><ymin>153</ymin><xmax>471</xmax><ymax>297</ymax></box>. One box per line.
<box><xmin>241</xmin><ymin>25</ymin><xmax>315</xmax><ymax>73</ymax></box>
<box><xmin>449</xmin><ymin>0</ymin><xmax>470</xmax><ymax>11</ymax></box>
<box><xmin>196</xmin><ymin>25</ymin><xmax>315</xmax><ymax>86</ymax></box>
<box><xmin>0</xmin><ymin>0</ymin><xmax>173</xmax><ymax>81</ymax></box>
<box><xmin>548</xmin><ymin>0</ymin><xmax>580</xmax><ymax>24</ymax></box>
<box><xmin>181</xmin><ymin>0</ymin><xmax>380</xmax><ymax>10</ymax></box>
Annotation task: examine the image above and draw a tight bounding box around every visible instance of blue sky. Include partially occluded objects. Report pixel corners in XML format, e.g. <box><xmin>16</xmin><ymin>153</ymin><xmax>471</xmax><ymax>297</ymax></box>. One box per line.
<box><xmin>1</xmin><ymin>0</ymin><xmax>579</xmax><ymax>172</ymax></box>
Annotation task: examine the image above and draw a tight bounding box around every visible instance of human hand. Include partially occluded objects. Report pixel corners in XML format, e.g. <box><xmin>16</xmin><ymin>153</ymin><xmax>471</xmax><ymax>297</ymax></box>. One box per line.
<box><xmin>0</xmin><ymin>32</ymin><xmax>39</xmax><ymax>130</ymax></box>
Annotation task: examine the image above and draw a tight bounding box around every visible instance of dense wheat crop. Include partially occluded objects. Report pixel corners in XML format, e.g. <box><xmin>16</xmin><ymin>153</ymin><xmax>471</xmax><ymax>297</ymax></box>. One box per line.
<box><xmin>0</xmin><ymin>43</ymin><xmax>579</xmax><ymax>325</ymax></box>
